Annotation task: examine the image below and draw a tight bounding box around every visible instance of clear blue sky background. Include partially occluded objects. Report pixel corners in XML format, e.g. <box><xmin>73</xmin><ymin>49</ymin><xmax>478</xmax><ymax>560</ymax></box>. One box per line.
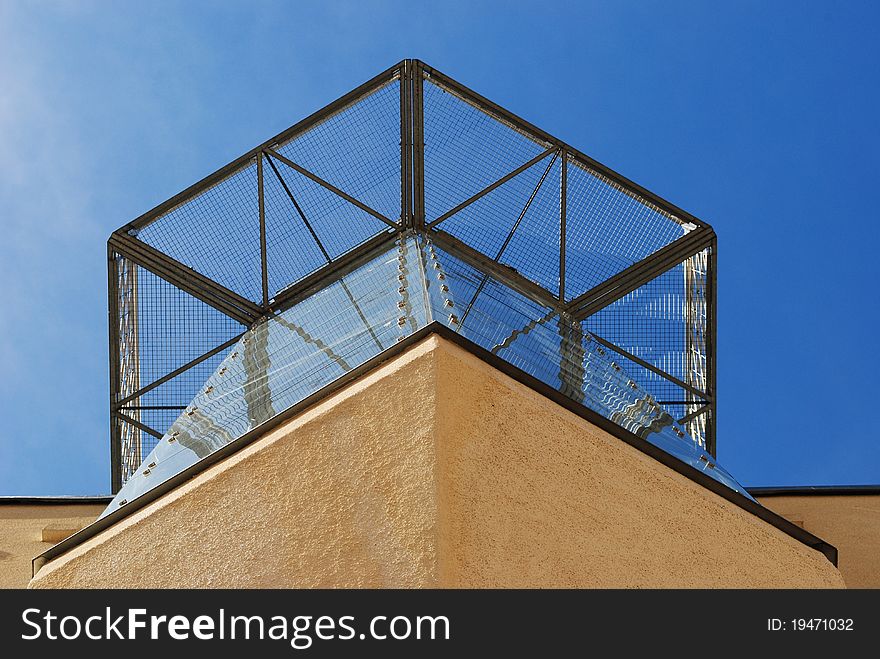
<box><xmin>1</xmin><ymin>1</ymin><xmax>877</xmax><ymax>495</ymax></box>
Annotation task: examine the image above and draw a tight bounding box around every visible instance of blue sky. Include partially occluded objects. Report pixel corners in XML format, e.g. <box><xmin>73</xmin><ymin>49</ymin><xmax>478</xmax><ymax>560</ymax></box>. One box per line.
<box><xmin>0</xmin><ymin>0</ymin><xmax>878</xmax><ymax>495</ymax></box>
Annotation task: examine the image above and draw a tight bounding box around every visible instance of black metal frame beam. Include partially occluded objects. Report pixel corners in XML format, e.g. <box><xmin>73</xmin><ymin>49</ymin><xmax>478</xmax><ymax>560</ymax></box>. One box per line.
<box><xmin>401</xmin><ymin>60</ymin><xmax>412</xmax><ymax>229</ymax></box>
<box><xmin>257</xmin><ymin>153</ymin><xmax>268</xmax><ymax>308</ymax></box>
<box><xmin>430</xmin><ymin>230</ymin><xmax>563</xmax><ymax>313</ymax></box>
<box><xmin>707</xmin><ymin>236</ymin><xmax>718</xmax><ymax>456</ymax></box>
<box><xmin>412</xmin><ymin>60</ymin><xmax>426</xmax><ymax>231</ymax></box>
<box><xmin>115</xmin><ymin>331</ymin><xmax>245</xmax><ymax>408</ymax></box>
<box><xmin>560</xmin><ymin>150</ymin><xmax>567</xmax><ymax>302</ymax></box>
<box><xmin>426</xmin><ymin>146</ymin><xmax>557</xmax><ymax>229</ymax></box>
<box><xmin>589</xmin><ymin>333</ymin><xmax>711</xmax><ymax>402</ymax></box>
<box><xmin>269</xmin><ymin>230</ymin><xmax>397</xmax><ymax>312</ymax></box>
<box><xmin>116</xmin><ymin>411</ymin><xmax>163</xmax><ymax>441</ymax></box>
<box><xmin>107</xmin><ymin>244</ymin><xmax>121</xmax><ymax>492</ymax></box>
<box><xmin>677</xmin><ymin>404</ymin><xmax>710</xmax><ymax>427</ymax></box>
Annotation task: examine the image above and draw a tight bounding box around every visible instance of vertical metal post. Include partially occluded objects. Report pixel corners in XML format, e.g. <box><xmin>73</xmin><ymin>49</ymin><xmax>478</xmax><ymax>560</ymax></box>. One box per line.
<box><xmin>560</xmin><ymin>150</ymin><xmax>567</xmax><ymax>302</ymax></box>
<box><xmin>400</xmin><ymin>61</ymin><xmax>412</xmax><ymax>229</ymax></box>
<box><xmin>107</xmin><ymin>244</ymin><xmax>122</xmax><ymax>493</ymax></box>
<box><xmin>707</xmin><ymin>236</ymin><xmax>718</xmax><ymax>457</ymax></box>
<box><xmin>257</xmin><ymin>154</ymin><xmax>269</xmax><ymax>308</ymax></box>
<box><xmin>412</xmin><ymin>60</ymin><xmax>426</xmax><ymax>231</ymax></box>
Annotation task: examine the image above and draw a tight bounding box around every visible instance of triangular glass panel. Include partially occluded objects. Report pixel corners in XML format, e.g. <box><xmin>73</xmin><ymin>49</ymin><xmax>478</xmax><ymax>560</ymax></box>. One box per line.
<box><xmin>273</xmin><ymin>75</ymin><xmax>402</xmax><ymax>223</ymax></box>
<box><xmin>422</xmin><ymin>74</ymin><xmax>549</xmax><ymax>222</ymax></box>
<box><xmin>564</xmin><ymin>155</ymin><xmax>686</xmax><ymax>301</ymax></box>
<box><xmin>136</xmin><ymin>158</ymin><xmax>263</xmax><ymax>302</ymax></box>
<box><xmin>118</xmin><ymin>343</ymin><xmax>237</xmax><ymax>450</ymax></box>
<box><xmin>264</xmin><ymin>153</ymin><xmax>393</xmax><ymax>299</ymax></box>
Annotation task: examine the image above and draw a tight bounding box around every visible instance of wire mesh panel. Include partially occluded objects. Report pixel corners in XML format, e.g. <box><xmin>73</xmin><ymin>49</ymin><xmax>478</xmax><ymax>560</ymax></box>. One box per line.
<box><xmin>422</xmin><ymin>73</ymin><xmax>550</xmax><ymax>223</ymax></box>
<box><xmin>135</xmin><ymin>158</ymin><xmax>263</xmax><ymax>302</ymax></box>
<box><xmin>273</xmin><ymin>74</ymin><xmax>402</xmax><ymax>223</ymax></box>
<box><xmin>110</xmin><ymin>253</ymin><xmax>245</xmax><ymax>484</ymax></box>
<box><xmin>263</xmin><ymin>152</ymin><xmax>394</xmax><ymax>299</ymax></box>
<box><xmin>564</xmin><ymin>155</ymin><xmax>686</xmax><ymax>301</ymax></box>
<box><xmin>436</xmin><ymin>154</ymin><xmax>548</xmax><ymax>254</ymax></box>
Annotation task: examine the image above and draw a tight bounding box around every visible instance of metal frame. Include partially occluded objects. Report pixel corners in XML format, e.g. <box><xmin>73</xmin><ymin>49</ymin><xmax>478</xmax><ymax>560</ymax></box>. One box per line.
<box><xmin>107</xmin><ymin>58</ymin><xmax>719</xmax><ymax>491</ymax></box>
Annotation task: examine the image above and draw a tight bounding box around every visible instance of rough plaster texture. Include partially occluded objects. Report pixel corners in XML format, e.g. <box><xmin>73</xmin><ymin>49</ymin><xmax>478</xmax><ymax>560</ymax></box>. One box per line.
<box><xmin>0</xmin><ymin>504</ymin><xmax>104</xmax><ymax>588</ymax></box>
<box><xmin>757</xmin><ymin>495</ymin><xmax>880</xmax><ymax>588</ymax></box>
<box><xmin>30</xmin><ymin>336</ymin><xmax>843</xmax><ymax>588</ymax></box>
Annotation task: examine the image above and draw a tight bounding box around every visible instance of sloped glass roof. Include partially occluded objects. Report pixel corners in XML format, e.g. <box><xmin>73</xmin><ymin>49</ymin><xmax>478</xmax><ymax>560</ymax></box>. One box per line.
<box><xmin>105</xmin><ymin>60</ymin><xmax>741</xmax><ymax>519</ymax></box>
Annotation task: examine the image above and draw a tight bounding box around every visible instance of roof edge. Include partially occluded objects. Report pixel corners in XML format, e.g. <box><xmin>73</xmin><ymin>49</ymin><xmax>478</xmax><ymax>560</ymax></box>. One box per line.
<box><xmin>33</xmin><ymin>323</ymin><xmax>837</xmax><ymax>577</ymax></box>
<box><xmin>749</xmin><ymin>485</ymin><xmax>880</xmax><ymax>497</ymax></box>
<box><xmin>0</xmin><ymin>496</ymin><xmax>113</xmax><ymax>505</ymax></box>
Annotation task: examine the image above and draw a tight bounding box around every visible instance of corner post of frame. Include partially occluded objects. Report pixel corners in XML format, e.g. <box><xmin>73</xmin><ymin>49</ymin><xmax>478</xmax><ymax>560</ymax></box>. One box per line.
<box><xmin>107</xmin><ymin>241</ymin><xmax>122</xmax><ymax>493</ymax></box>
<box><xmin>707</xmin><ymin>234</ymin><xmax>718</xmax><ymax>457</ymax></box>
<box><xmin>411</xmin><ymin>60</ymin><xmax>426</xmax><ymax>231</ymax></box>
<box><xmin>400</xmin><ymin>60</ymin><xmax>412</xmax><ymax>230</ymax></box>
<box><xmin>257</xmin><ymin>152</ymin><xmax>269</xmax><ymax>309</ymax></box>
<box><xmin>560</xmin><ymin>149</ymin><xmax>567</xmax><ymax>302</ymax></box>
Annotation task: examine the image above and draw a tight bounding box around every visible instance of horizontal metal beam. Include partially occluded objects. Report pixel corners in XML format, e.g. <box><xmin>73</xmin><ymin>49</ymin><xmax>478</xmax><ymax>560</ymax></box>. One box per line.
<box><xmin>418</xmin><ymin>60</ymin><xmax>707</xmax><ymax>230</ymax></box>
<box><xmin>109</xmin><ymin>233</ymin><xmax>260</xmax><ymax>326</ymax></box>
<box><xmin>567</xmin><ymin>227</ymin><xmax>715</xmax><ymax>320</ymax></box>
<box><xmin>265</xmin><ymin>149</ymin><xmax>398</xmax><ymax>229</ymax></box>
<box><xmin>119</xmin><ymin>405</ymin><xmax>187</xmax><ymax>411</ymax></box>
<box><xmin>426</xmin><ymin>146</ymin><xmax>558</xmax><ymax>229</ymax></box>
<box><xmin>430</xmin><ymin>230</ymin><xmax>563</xmax><ymax>312</ymax></box>
<box><xmin>589</xmin><ymin>332</ymin><xmax>711</xmax><ymax>401</ymax></box>
<box><xmin>124</xmin><ymin>61</ymin><xmax>405</xmax><ymax>233</ymax></box>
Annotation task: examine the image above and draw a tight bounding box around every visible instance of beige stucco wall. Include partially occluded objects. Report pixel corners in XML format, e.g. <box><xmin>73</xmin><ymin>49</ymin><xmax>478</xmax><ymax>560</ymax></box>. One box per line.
<box><xmin>30</xmin><ymin>335</ymin><xmax>843</xmax><ymax>588</ymax></box>
<box><xmin>0</xmin><ymin>504</ymin><xmax>104</xmax><ymax>588</ymax></box>
<box><xmin>756</xmin><ymin>494</ymin><xmax>880</xmax><ymax>588</ymax></box>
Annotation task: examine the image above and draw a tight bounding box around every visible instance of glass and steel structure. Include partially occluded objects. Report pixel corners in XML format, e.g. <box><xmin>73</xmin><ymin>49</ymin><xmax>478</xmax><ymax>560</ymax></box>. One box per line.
<box><xmin>105</xmin><ymin>60</ymin><xmax>735</xmax><ymax>517</ymax></box>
